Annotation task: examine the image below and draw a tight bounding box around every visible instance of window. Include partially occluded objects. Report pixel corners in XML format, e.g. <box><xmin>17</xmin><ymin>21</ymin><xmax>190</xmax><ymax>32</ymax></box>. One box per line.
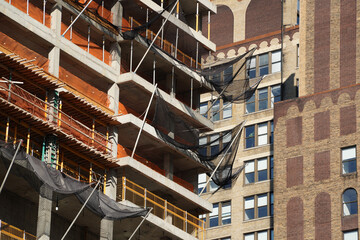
<box><xmin>245</xmin><ymin>125</ymin><xmax>255</xmax><ymax>148</ymax></box>
<box><xmin>245</xmin><ymin>160</ymin><xmax>255</xmax><ymax>184</ymax></box>
<box><xmin>244</xmin><ymin>196</ymin><xmax>255</xmax><ymax>220</ymax></box>
<box><xmin>244</xmin><ymin>193</ymin><xmax>273</xmax><ymax>220</ymax></box>
<box><xmin>270</xmin><ymin>156</ymin><xmax>274</xmax><ymax>179</ymax></box>
<box><xmin>296</xmin><ymin>44</ymin><xmax>300</xmax><ymax>67</ymax></box>
<box><xmin>223</xmin><ymin>102</ymin><xmax>232</xmax><ymax>119</ymax></box>
<box><xmin>297</xmin><ymin>0</ymin><xmax>300</xmax><ymax>25</ymax></box>
<box><xmin>246</xmin><ymin>84</ymin><xmax>281</xmax><ymax>114</ymax></box>
<box><xmin>198</xmin><ymin>137</ymin><xmax>207</xmax><ymax>156</ymax></box>
<box><xmin>257</xmin><ymin>194</ymin><xmax>268</xmax><ymax>218</ymax></box>
<box><xmin>212</xmin><ymin>73</ymin><xmax>221</xmax><ymax>85</ymax></box>
<box><xmin>209</xmin><ymin>178</ymin><xmax>219</xmax><ymax>192</ymax></box>
<box><xmin>258</xmin><ymin>123</ymin><xmax>268</xmax><ymax>146</ymax></box>
<box><xmin>343</xmin><ymin>188</ymin><xmax>357</xmax><ymax>216</ymax></box>
<box><xmin>248</xmin><ymin>56</ymin><xmax>256</xmax><ymax>79</ymax></box>
<box><xmin>211</xmin><ymin>65</ymin><xmax>233</xmax><ymax>84</ymax></box>
<box><xmin>201</xmin><ymin>99</ymin><xmax>233</xmax><ymax>121</ymax></box>
<box><xmin>200</xmin><ymin>102</ymin><xmax>208</xmax><ymax>118</ymax></box>
<box><xmin>271</xmin><ymin>50</ymin><xmax>281</xmax><ymax>73</ymax></box>
<box><xmin>209</xmin><ymin>203</ymin><xmax>219</xmax><ymax>227</ymax></box>
<box><xmin>210</xmin><ymin>134</ymin><xmax>220</xmax><ymax>156</ymax></box>
<box><xmin>246</xmin><ymin>94</ymin><xmax>256</xmax><ymax>113</ymax></box>
<box><xmin>271</xmin><ymin>85</ymin><xmax>281</xmax><ymax>107</ymax></box>
<box><xmin>270</xmin><ymin>121</ymin><xmax>274</xmax><ymax>144</ymax></box>
<box><xmin>221</xmin><ymin>201</ymin><xmax>231</xmax><ymax>225</ymax></box>
<box><xmin>259</xmin><ymin>53</ymin><xmax>269</xmax><ymax>76</ymax></box>
<box><xmin>204</xmin><ymin>201</ymin><xmax>231</xmax><ymax>228</ymax></box>
<box><xmin>212</xmin><ymin>100</ymin><xmax>220</xmax><ymax>121</ymax></box>
<box><xmin>258</xmin><ymin>88</ymin><xmax>268</xmax><ymax>111</ymax></box>
<box><xmin>342</xmin><ymin>146</ymin><xmax>356</xmax><ymax>174</ymax></box>
<box><xmin>270</xmin><ymin>193</ymin><xmax>274</xmax><ymax>216</ymax></box>
<box><xmin>198</xmin><ymin>173</ymin><xmax>207</xmax><ymax>194</ymax></box>
<box><xmin>244</xmin><ymin>229</ymin><xmax>274</xmax><ymax>240</ymax></box>
<box><xmin>247</xmin><ymin>51</ymin><xmax>281</xmax><ymax>78</ymax></box>
<box><xmin>245</xmin><ymin>156</ymin><xmax>273</xmax><ymax>184</ymax></box>
<box><xmin>245</xmin><ymin>122</ymin><xmax>273</xmax><ymax>149</ymax></box>
<box><xmin>224</xmin><ymin>66</ymin><xmax>233</xmax><ymax>83</ymax></box>
<box><xmin>344</xmin><ymin>230</ymin><xmax>358</xmax><ymax>240</ymax></box>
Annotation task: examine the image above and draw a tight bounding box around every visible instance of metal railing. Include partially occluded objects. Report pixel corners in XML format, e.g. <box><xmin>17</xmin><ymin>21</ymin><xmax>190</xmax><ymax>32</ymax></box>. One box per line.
<box><xmin>119</xmin><ymin>177</ymin><xmax>205</xmax><ymax>240</ymax></box>
<box><xmin>0</xmin><ymin>82</ymin><xmax>111</xmax><ymax>154</ymax></box>
<box><xmin>0</xmin><ymin>220</ymin><xmax>36</xmax><ymax>240</ymax></box>
<box><xmin>131</xmin><ymin>18</ymin><xmax>201</xmax><ymax>69</ymax></box>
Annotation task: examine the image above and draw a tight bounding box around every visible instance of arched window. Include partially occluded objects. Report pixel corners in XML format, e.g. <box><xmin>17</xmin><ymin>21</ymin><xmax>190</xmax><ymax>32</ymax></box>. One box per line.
<box><xmin>343</xmin><ymin>188</ymin><xmax>358</xmax><ymax>216</ymax></box>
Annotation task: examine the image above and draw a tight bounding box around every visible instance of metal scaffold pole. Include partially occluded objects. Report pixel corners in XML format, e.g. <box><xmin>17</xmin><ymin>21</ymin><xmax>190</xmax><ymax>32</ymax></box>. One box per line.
<box><xmin>62</xmin><ymin>0</ymin><xmax>94</xmax><ymax>37</ymax></box>
<box><xmin>128</xmin><ymin>208</ymin><xmax>153</xmax><ymax>240</ymax></box>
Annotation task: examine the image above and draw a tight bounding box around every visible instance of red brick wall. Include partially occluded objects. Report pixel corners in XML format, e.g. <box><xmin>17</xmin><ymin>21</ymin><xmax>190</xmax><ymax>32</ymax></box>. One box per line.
<box><xmin>286</xmin><ymin>117</ymin><xmax>302</xmax><ymax>147</ymax></box>
<box><xmin>315</xmin><ymin>192</ymin><xmax>331</xmax><ymax>239</ymax></box>
<box><xmin>314</xmin><ymin>151</ymin><xmax>330</xmax><ymax>181</ymax></box>
<box><xmin>340</xmin><ymin>0</ymin><xmax>356</xmax><ymax>87</ymax></box>
<box><xmin>314</xmin><ymin>111</ymin><xmax>330</xmax><ymax>141</ymax></box>
<box><xmin>245</xmin><ymin>0</ymin><xmax>281</xmax><ymax>39</ymax></box>
<box><xmin>287</xmin><ymin>197</ymin><xmax>304</xmax><ymax>240</ymax></box>
<box><xmin>340</xmin><ymin>105</ymin><xmax>356</xmax><ymax>135</ymax></box>
<box><xmin>287</xmin><ymin>156</ymin><xmax>303</xmax><ymax>188</ymax></box>
<box><xmin>314</xmin><ymin>0</ymin><xmax>330</xmax><ymax>93</ymax></box>
<box><xmin>202</xmin><ymin>5</ymin><xmax>234</xmax><ymax>46</ymax></box>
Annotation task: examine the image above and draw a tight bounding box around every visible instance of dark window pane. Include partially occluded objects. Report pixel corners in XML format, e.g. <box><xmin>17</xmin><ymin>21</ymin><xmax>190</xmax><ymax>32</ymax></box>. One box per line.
<box><xmin>249</xmin><ymin>69</ymin><xmax>256</xmax><ymax>78</ymax></box>
<box><xmin>259</xmin><ymin>100</ymin><xmax>268</xmax><ymax>111</ymax></box>
<box><xmin>211</xmin><ymin>145</ymin><xmax>219</xmax><ymax>155</ymax></box>
<box><xmin>259</xmin><ymin>66</ymin><xmax>269</xmax><ymax>76</ymax></box>
<box><xmin>245</xmin><ymin>209</ymin><xmax>254</xmax><ymax>220</ymax></box>
<box><xmin>245</xmin><ymin>173</ymin><xmax>255</xmax><ymax>184</ymax></box>
<box><xmin>343</xmin><ymin>160</ymin><xmax>356</xmax><ymax>174</ymax></box>
<box><xmin>246</xmin><ymin>126</ymin><xmax>255</xmax><ymax>138</ymax></box>
<box><xmin>209</xmin><ymin>216</ymin><xmax>219</xmax><ymax>227</ymax></box>
<box><xmin>258</xmin><ymin>170</ymin><xmax>268</xmax><ymax>182</ymax></box>
<box><xmin>246</xmin><ymin>102</ymin><xmax>255</xmax><ymax>113</ymax></box>
<box><xmin>258</xmin><ymin>206</ymin><xmax>268</xmax><ymax>218</ymax></box>
<box><xmin>246</xmin><ymin>138</ymin><xmax>255</xmax><ymax>148</ymax></box>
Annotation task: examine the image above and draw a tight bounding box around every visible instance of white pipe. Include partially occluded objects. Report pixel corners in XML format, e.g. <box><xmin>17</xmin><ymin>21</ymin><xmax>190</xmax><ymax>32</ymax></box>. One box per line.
<box><xmin>134</xmin><ymin>0</ymin><xmax>179</xmax><ymax>74</ymax></box>
<box><xmin>131</xmin><ymin>84</ymin><xmax>158</xmax><ymax>159</ymax></box>
<box><xmin>0</xmin><ymin>139</ymin><xmax>23</xmax><ymax>194</ymax></box>
<box><xmin>62</xmin><ymin>0</ymin><xmax>94</xmax><ymax>37</ymax></box>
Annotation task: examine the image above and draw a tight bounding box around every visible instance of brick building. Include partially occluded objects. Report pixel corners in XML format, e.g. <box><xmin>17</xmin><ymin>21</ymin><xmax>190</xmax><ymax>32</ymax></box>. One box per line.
<box><xmin>274</xmin><ymin>0</ymin><xmax>360</xmax><ymax>239</ymax></box>
<box><xmin>198</xmin><ymin>0</ymin><xmax>299</xmax><ymax>239</ymax></box>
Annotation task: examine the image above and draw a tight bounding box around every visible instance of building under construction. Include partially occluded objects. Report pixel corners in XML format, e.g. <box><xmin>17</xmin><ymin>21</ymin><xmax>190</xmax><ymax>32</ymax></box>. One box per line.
<box><xmin>0</xmin><ymin>0</ymin><xmax>219</xmax><ymax>239</ymax></box>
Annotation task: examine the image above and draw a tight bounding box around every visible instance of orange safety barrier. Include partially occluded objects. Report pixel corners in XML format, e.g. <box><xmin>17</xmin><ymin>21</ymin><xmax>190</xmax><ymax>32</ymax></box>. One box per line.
<box><xmin>77</xmin><ymin>0</ymin><xmax>113</xmax><ymax>24</ymax></box>
<box><xmin>0</xmin><ymin>82</ymin><xmax>110</xmax><ymax>154</ymax></box>
<box><xmin>120</xmin><ymin>177</ymin><xmax>205</xmax><ymax>240</ymax></box>
<box><xmin>61</xmin><ymin>22</ymin><xmax>112</xmax><ymax>65</ymax></box>
<box><xmin>0</xmin><ymin>220</ymin><xmax>37</xmax><ymax>240</ymax></box>
<box><xmin>0</xmin><ymin>32</ymin><xmax>49</xmax><ymax>71</ymax></box>
<box><xmin>131</xmin><ymin>18</ymin><xmax>201</xmax><ymax>69</ymax></box>
<box><xmin>5</xmin><ymin>0</ymin><xmax>51</xmax><ymax>28</ymax></box>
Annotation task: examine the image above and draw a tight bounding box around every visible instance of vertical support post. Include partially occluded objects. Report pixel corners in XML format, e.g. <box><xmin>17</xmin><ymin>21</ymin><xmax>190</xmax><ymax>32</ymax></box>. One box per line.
<box><xmin>175</xmin><ymin>28</ymin><xmax>179</xmax><ymax>58</ymax></box>
<box><xmin>103</xmin><ymin>171</ymin><xmax>107</xmax><ymax>194</ymax></box>
<box><xmin>70</xmin><ymin>15</ymin><xmax>73</xmax><ymax>40</ymax></box>
<box><xmin>43</xmin><ymin>0</ymin><xmax>47</xmax><ymax>25</ymax></box>
<box><xmin>23</xmin><ymin>230</ymin><xmax>25</xmax><ymax>240</ymax></box>
<box><xmin>89</xmin><ymin>163</ymin><xmax>92</xmax><ymax>183</ymax></box>
<box><xmin>26</xmin><ymin>128</ymin><xmax>30</xmax><ymax>154</ymax></box>
<box><xmin>106</xmin><ymin>126</ymin><xmax>109</xmax><ymax>153</ymax></box>
<box><xmin>27</xmin><ymin>0</ymin><xmax>29</xmax><ymax>15</ymax></box>
<box><xmin>61</xmin><ymin>152</ymin><xmax>64</xmax><ymax>172</ymax></box>
<box><xmin>45</xmin><ymin>92</ymin><xmax>48</xmax><ymax>119</ymax></box>
<box><xmin>185</xmin><ymin>211</ymin><xmax>188</xmax><ymax>232</ymax></box>
<box><xmin>280</xmin><ymin>0</ymin><xmax>284</xmax><ymax>100</ymax></box>
<box><xmin>190</xmin><ymin>78</ymin><xmax>193</xmax><ymax>109</ymax></box>
<box><xmin>5</xmin><ymin>117</ymin><xmax>9</xmax><ymax>143</ymax></box>
<box><xmin>176</xmin><ymin>1</ymin><xmax>179</xmax><ymax>18</ymax></box>
<box><xmin>58</xmin><ymin>100</ymin><xmax>62</xmax><ymax>127</ymax></box>
<box><xmin>130</xmin><ymin>17</ymin><xmax>134</xmax><ymax>72</ymax></box>
<box><xmin>122</xmin><ymin>177</ymin><xmax>126</xmax><ymax>200</ymax></box>
<box><xmin>164</xmin><ymin>200</ymin><xmax>167</xmax><ymax>220</ymax></box>
<box><xmin>91</xmin><ymin>119</ymin><xmax>95</xmax><ymax>144</ymax></box>
<box><xmin>171</xmin><ymin>67</ymin><xmax>175</xmax><ymax>97</ymax></box>
<box><xmin>101</xmin><ymin>0</ymin><xmax>104</xmax><ymax>17</ymax></box>
<box><xmin>196</xmin><ymin>2</ymin><xmax>199</xmax><ymax>32</ymax></box>
<box><xmin>153</xmin><ymin>55</ymin><xmax>156</xmax><ymax>85</ymax></box>
<box><xmin>87</xmin><ymin>25</ymin><xmax>91</xmax><ymax>53</ymax></box>
<box><xmin>144</xmin><ymin>188</ymin><xmax>147</xmax><ymax>208</ymax></box>
<box><xmin>161</xmin><ymin>19</ymin><xmax>164</xmax><ymax>48</ymax></box>
<box><xmin>102</xmin><ymin>35</ymin><xmax>105</xmax><ymax>62</ymax></box>
<box><xmin>196</xmin><ymin>42</ymin><xmax>199</xmax><ymax>69</ymax></box>
<box><xmin>78</xmin><ymin>166</ymin><xmax>80</xmax><ymax>181</ymax></box>
<box><xmin>146</xmin><ymin>9</ymin><xmax>149</xmax><ymax>39</ymax></box>
<box><xmin>13</xmin><ymin>124</ymin><xmax>17</xmax><ymax>144</ymax></box>
<box><xmin>56</xmin><ymin>147</ymin><xmax>59</xmax><ymax>170</ymax></box>
<box><xmin>208</xmin><ymin>11</ymin><xmax>211</xmax><ymax>40</ymax></box>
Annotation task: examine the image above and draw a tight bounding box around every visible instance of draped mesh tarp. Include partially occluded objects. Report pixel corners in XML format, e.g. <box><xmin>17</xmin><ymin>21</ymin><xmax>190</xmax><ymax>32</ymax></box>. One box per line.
<box><xmin>151</xmin><ymin>96</ymin><xmax>244</xmax><ymax>188</ymax></box>
<box><xmin>0</xmin><ymin>142</ymin><xmax>147</xmax><ymax>220</ymax></box>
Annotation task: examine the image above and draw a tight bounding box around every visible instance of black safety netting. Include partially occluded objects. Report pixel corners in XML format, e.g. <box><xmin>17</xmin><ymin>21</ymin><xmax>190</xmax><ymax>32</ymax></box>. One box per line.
<box><xmin>151</xmin><ymin>95</ymin><xmax>244</xmax><ymax>188</ymax></box>
<box><xmin>0</xmin><ymin>141</ymin><xmax>148</xmax><ymax>220</ymax></box>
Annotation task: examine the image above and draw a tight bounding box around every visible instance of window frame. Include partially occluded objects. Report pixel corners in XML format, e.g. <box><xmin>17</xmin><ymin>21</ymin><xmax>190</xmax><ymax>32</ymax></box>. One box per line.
<box><xmin>244</xmin><ymin>156</ymin><xmax>273</xmax><ymax>185</ymax></box>
<box><xmin>202</xmin><ymin>201</ymin><xmax>232</xmax><ymax>228</ymax></box>
<box><xmin>245</xmin><ymin>84</ymin><xmax>281</xmax><ymax>114</ymax></box>
<box><xmin>342</xmin><ymin>146</ymin><xmax>357</xmax><ymax>175</ymax></box>
<box><xmin>200</xmin><ymin>99</ymin><xmax>233</xmax><ymax>121</ymax></box>
<box><xmin>247</xmin><ymin>50</ymin><xmax>281</xmax><ymax>79</ymax></box>
<box><xmin>244</xmin><ymin>229</ymin><xmax>274</xmax><ymax>240</ymax></box>
<box><xmin>343</xmin><ymin>188</ymin><xmax>358</xmax><ymax>216</ymax></box>
<box><xmin>244</xmin><ymin>193</ymin><xmax>273</xmax><ymax>221</ymax></box>
<box><xmin>245</xmin><ymin>122</ymin><xmax>273</xmax><ymax>149</ymax></box>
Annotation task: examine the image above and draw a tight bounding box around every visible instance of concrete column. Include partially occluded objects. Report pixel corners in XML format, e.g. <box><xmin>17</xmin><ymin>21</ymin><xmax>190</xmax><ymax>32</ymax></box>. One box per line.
<box><xmin>164</xmin><ymin>153</ymin><xmax>173</xmax><ymax>180</ymax></box>
<box><xmin>100</xmin><ymin>169</ymin><xmax>117</xmax><ymax>240</ymax></box>
<box><xmin>36</xmin><ymin>187</ymin><xmax>53</xmax><ymax>240</ymax></box>
<box><xmin>48</xmin><ymin>3</ymin><xmax>62</xmax><ymax>77</ymax></box>
<box><xmin>111</xmin><ymin>1</ymin><xmax>122</xmax><ymax>73</ymax></box>
<box><xmin>107</xmin><ymin>83</ymin><xmax>119</xmax><ymax>115</ymax></box>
